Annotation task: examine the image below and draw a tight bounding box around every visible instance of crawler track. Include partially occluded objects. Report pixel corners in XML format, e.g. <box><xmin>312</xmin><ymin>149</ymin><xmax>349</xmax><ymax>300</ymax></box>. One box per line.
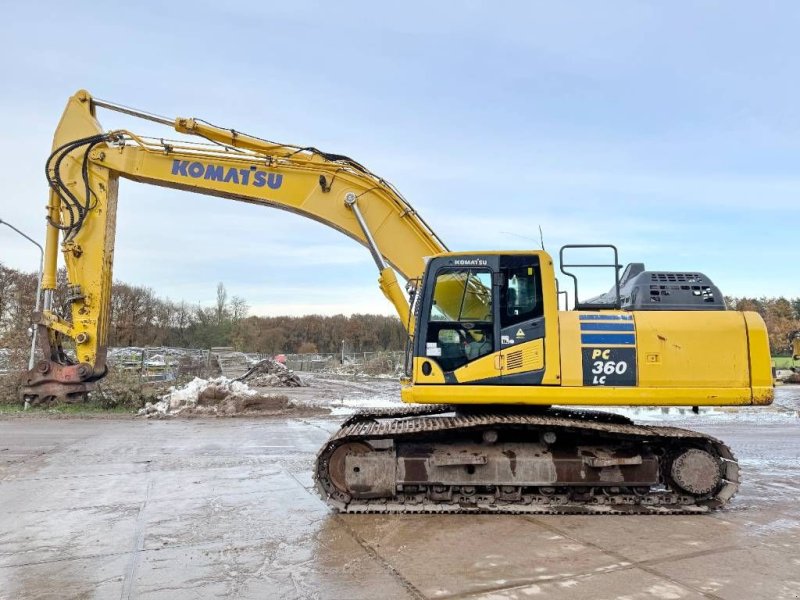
<box><xmin>314</xmin><ymin>406</ymin><xmax>739</xmax><ymax>514</ymax></box>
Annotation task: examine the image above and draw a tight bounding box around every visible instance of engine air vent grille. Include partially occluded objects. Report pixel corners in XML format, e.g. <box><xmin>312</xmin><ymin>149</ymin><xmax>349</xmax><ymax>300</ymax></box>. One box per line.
<box><xmin>649</xmin><ymin>273</ymin><xmax>704</xmax><ymax>283</ymax></box>
<box><xmin>506</xmin><ymin>350</ymin><xmax>524</xmax><ymax>370</ymax></box>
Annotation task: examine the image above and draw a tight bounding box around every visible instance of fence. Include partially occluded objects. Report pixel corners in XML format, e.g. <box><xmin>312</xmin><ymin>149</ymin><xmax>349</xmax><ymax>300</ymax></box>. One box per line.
<box><xmin>106</xmin><ymin>347</ymin><xmax>212</xmax><ymax>382</ymax></box>
<box><xmin>0</xmin><ymin>346</ymin><xmax>405</xmax><ymax>379</ymax></box>
<box><xmin>104</xmin><ymin>347</ymin><xmax>406</xmax><ymax>379</ymax></box>
<box><xmin>281</xmin><ymin>351</ymin><xmax>406</xmax><ymax>373</ymax></box>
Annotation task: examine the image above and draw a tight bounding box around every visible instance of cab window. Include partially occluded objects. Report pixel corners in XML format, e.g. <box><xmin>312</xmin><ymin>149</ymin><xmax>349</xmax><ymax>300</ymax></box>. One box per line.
<box><xmin>426</xmin><ymin>269</ymin><xmax>494</xmax><ymax>372</ymax></box>
<box><xmin>501</xmin><ymin>265</ymin><xmax>543</xmax><ymax>328</ymax></box>
<box><xmin>430</xmin><ymin>269</ymin><xmax>492</xmax><ymax>322</ymax></box>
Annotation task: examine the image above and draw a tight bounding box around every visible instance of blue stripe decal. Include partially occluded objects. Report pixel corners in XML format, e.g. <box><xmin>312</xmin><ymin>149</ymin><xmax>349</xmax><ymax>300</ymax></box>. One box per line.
<box><xmin>581</xmin><ymin>333</ymin><xmax>636</xmax><ymax>345</ymax></box>
<box><xmin>579</xmin><ymin>314</ymin><xmax>633</xmax><ymax>321</ymax></box>
<box><xmin>580</xmin><ymin>322</ymin><xmax>635</xmax><ymax>332</ymax></box>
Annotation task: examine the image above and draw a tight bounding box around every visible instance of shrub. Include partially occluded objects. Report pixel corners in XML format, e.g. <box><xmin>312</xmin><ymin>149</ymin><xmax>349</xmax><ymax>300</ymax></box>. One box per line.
<box><xmin>90</xmin><ymin>369</ymin><xmax>162</xmax><ymax>410</ymax></box>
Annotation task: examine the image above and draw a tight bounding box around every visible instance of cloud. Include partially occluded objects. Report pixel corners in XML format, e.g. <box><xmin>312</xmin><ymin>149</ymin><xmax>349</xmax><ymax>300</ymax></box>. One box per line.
<box><xmin>1</xmin><ymin>2</ymin><xmax>798</xmax><ymax>312</ymax></box>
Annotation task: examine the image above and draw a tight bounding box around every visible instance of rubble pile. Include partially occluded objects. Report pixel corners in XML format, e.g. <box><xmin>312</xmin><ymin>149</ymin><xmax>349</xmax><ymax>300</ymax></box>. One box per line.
<box><xmin>784</xmin><ymin>372</ymin><xmax>800</xmax><ymax>384</ymax></box>
<box><xmin>138</xmin><ymin>376</ymin><xmax>290</xmax><ymax>417</ymax></box>
<box><xmin>237</xmin><ymin>358</ymin><xmax>306</xmax><ymax>387</ymax></box>
<box><xmin>321</xmin><ymin>355</ymin><xmax>404</xmax><ymax>379</ymax></box>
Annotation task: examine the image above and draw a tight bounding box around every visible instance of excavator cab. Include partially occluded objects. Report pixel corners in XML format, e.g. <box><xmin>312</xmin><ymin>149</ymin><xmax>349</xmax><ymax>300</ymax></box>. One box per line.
<box><xmin>412</xmin><ymin>252</ymin><xmax>552</xmax><ymax>386</ymax></box>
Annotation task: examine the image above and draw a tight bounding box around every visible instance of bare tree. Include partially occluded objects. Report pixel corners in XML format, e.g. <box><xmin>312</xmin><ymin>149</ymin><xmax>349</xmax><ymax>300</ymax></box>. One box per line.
<box><xmin>231</xmin><ymin>296</ymin><xmax>248</xmax><ymax>322</ymax></box>
<box><xmin>215</xmin><ymin>282</ymin><xmax>228</xmax><ymax>326</ymax></box>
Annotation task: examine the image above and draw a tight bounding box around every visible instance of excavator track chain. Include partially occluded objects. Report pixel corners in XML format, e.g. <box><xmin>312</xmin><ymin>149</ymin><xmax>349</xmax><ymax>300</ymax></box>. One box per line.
<box><xmin>314</xmin><ymin>406</ymin><xmax>739</xmax><ymax>515</ymax></box>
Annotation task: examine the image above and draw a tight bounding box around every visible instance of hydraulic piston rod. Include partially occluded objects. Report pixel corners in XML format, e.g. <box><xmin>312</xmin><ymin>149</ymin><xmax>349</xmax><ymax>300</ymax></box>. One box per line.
<box><xmin>344</xmin><ymin>192</ymin><xmax>413</xmax><ymax>332</ymax></box>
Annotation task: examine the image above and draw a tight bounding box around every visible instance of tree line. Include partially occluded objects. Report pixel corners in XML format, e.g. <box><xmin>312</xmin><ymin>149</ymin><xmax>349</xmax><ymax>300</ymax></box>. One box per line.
<box><xmin>726</xmin><ymin>296</ymin><xmax>800</xmax><ymax>355</ymax></box>
<box><xmin>1</xmin><ymin>262</ymin><xmax>797</xmax><ymax>361</ymax></box>
<box><xmin>0</xmin><ymin>263</ymin><xmax>406</xmax><ymax>362</ymax></box>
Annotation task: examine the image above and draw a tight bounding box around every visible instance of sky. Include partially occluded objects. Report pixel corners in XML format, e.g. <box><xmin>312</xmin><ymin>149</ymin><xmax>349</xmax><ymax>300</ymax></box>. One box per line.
<box><xmin>0</xmin><ymin>1</ymin><xmax>798</xmax><ymax>317</ymax></box>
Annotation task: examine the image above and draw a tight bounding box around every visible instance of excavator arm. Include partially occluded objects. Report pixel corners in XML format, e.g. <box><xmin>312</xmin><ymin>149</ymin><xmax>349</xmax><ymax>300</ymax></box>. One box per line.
<box><xmin>27</xmin><ymin>90</ymin><xmax>447</xmax><ymax>401</ymax></box>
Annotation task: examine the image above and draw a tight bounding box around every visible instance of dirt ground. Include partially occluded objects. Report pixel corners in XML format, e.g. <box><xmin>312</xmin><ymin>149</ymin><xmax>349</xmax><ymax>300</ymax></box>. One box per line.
<box><xmin>0</xmin><ymin>380</ymin><xmax>798</xmax><ymax>600</ymax></box>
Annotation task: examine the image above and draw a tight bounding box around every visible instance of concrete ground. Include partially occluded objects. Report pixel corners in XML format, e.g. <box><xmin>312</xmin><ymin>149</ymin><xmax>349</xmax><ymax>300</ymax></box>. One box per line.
<box><xmin>0</xmin><ymin>385</ymin><xmax>798</xmax><ymax>600</ymax></box>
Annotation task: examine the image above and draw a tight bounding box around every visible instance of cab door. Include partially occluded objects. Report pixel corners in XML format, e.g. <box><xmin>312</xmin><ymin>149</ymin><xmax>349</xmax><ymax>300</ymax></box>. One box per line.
<box><xmin>414</xmin><ymin>256</ymin><xmax>502</xmax><ymax>384</ymax></box>
<box><xmin>498</xmin><ymin>256</ymin><xmax>546</xmax><ymax>384</ymax></box>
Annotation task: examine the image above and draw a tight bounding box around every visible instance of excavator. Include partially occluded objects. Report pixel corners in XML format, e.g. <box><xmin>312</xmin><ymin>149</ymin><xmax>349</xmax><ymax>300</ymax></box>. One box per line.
<box><xmin>24</xmin><ymin>90</ymin><xmax>773</xmax><ymax>514</ymax></box>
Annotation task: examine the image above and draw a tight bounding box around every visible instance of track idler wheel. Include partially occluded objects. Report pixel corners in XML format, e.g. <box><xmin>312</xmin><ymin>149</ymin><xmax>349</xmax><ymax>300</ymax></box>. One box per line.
<box><xmin>327</xmin><ymin>442</ymin><xmax>372</xmax><ymax>496</ymax></box>
<box><xmin>670</xmin><ymin>448</ymin><xmax>722</xmax><ymax>495</ymax></box>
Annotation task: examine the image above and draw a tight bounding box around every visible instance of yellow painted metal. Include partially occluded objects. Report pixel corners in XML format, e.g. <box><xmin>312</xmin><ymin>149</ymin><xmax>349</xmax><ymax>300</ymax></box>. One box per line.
<box><xmin>401</xmin><ymin>383</ymin><xmax>762</xmax><ymax>406</ymax></box>
<box><xmin>89</xmin><ymin>135</ymin><xmax>443</xmax><ymax>281</ymax></box>
<box><xmin>41</xmin><ymin>91</ymin><xmax>118</xmax><ymax>371</ymax></box>
<box><xmin>634</xmin><ymin>311</ymin><xmax>750</xmax><ymax>388</ymax></box>
<box><xmin>407</xmin><ymin>308</ymin><xmax>774</xmax><ymax>406</ymax></box>
<box><xmin>412</xmin><ymin>357</ymin><xmax>445</xmax><ymax>384</ymax></box>
<box><xmin>414</xmin><ymin>338</ymin><xmax>544</xmax><ymax>385</ymax></box>
<box><xmin>501</xmin><ymin>338</ymin><xmax>544</xmax><ymax>375</ymax></box>
<box><xmin>560</xmin><ymin>309</ymin><xmax>772</xmax><ymax>392</ymax></box>
<box><xmin>452</xmin><ymin>351</ymin><xmax>501</xmax><ymax>383</ymax></box>
<box><xmin>558</xmin><ymin>310</ymin><xmax>585</xmax><ymax>386</ymax></box>
<box><xmin>742</xmin><ymin>311</ymin><xmax>774</xmax><ymax>404</ymax></box>
<box><xmin>537</xmin><ymin>254</ymin><xmax>561</xmax><ymax>385</ymax></box>
<box><xmin>378</xmin><ymin>267</ymin><xmax>413</xmax><ymax>334</ymax></box>
<box><xmin>42</xmin><ymin>92</ymin><xmax>99</xmax><ymax>290</ymax></box>
<box><xmin>39</xmin><ymin>312</ymin><xmax>73</xmax><ymax>337</ymax></box>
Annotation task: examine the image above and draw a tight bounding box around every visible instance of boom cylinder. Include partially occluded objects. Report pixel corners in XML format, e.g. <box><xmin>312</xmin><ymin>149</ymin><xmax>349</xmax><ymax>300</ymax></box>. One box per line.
<box><xmin>42</xmin><ymin>191</ymin><xmax>61</xmax><ymax>292</ymax></box>
<box><xmin>345</xmin><ymin>192</ymin><xmax>413</xmax><ymax>333</ymax></box>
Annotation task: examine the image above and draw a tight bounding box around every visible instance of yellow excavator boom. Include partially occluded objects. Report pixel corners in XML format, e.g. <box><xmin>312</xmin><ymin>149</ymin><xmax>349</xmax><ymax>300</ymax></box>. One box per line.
<box><xmin>32</xmin><ymin>90</ymin><xmax>447</xmax><ymax>397</ymax></box>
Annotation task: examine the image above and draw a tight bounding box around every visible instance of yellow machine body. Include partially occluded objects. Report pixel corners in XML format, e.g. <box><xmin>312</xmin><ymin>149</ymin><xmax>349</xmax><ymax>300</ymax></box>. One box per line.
<box><xmin>27</xmin><ymin>90</ymin><xmax>774</xmax><ymax>410</ymax></box>
<box><xmin>402</xmin><ymin>251</ymin><xmax>773</xmax><ymax>407</ymax></box>
<box><xmin>403</xmin><ymin>309</ymin><xmax>772</xmax><ymax>406</ymax></box>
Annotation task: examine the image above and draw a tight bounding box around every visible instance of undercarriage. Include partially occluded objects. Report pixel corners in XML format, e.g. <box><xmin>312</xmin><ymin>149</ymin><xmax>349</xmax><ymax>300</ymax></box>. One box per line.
<box><xmin>314</xmin><ymin>406</ymin><xmax>739</xmax><ymax>514</ymax></box>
